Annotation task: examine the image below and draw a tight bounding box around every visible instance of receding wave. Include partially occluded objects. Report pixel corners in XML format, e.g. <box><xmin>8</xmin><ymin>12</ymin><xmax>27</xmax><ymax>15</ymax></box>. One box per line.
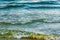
<box><xmin>0</xmin><ymin>29</ymin><xmax>36</xmax><ymax>38</ymax></box>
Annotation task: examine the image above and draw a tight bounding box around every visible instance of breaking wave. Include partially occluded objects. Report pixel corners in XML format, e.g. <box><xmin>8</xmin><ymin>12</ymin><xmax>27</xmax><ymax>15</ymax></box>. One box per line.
<box><xmin>0</xmin><ymin>10</ymin><xmax>60</xmax><ymax>24</ymax></box>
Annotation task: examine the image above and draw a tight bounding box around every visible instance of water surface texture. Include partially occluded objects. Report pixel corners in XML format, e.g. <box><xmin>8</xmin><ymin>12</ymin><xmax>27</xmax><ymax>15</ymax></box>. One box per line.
<box><xmin>0</xmin><ymin>0</ymin><xmax>60</xmax><ymax>39</ymax></box>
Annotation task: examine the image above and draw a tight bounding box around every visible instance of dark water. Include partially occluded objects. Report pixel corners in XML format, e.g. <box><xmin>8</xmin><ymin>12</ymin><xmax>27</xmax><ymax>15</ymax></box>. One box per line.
<box><xmin>0</xmin><ymin>0</ymin><xmax>60</xmax><ymax>39</ymax></box>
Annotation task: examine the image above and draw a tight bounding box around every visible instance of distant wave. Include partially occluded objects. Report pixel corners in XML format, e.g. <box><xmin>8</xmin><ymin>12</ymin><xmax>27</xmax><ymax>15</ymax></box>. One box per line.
<box><xmin>0</xmin><ymin>1</ymin><xmax>60</xmax><ymax>9</ymax></box>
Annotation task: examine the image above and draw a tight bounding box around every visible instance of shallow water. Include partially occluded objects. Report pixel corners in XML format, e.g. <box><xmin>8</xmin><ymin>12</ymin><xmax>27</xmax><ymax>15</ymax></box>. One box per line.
<box><xmin>0</xmin><ymin>0</ymin><xmax>60</xmax><ymax>39</ymax></box>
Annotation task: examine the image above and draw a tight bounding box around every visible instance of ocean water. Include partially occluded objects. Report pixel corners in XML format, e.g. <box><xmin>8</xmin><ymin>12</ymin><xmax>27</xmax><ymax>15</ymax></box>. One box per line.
<box><xmin>0</xmin><ymin>0</ymin><xmax>60</xmax><ymax>39</ymax></box>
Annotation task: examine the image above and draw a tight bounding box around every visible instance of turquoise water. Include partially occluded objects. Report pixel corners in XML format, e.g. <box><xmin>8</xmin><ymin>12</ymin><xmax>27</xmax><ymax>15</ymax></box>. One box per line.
<box><xmin>1</xmin><ymin>8</ymin><xmax>60</xmax><ymax>34</ymax></box>
<box><xmin>0</xmin><ymin>0</ymin><xmax>60</xmax><ymax>39</ymax></box>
